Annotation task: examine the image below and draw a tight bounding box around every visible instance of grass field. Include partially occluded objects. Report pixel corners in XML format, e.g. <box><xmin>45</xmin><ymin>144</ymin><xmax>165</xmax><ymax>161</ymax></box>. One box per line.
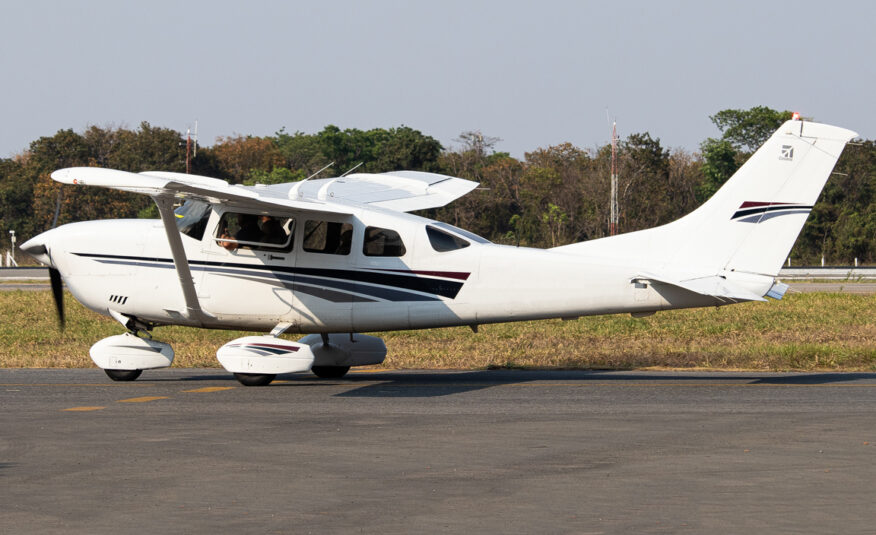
<box><xmin>0</xmin><ymin>290</ymin><xmax>873</xmax><ymax>371</ymax></box>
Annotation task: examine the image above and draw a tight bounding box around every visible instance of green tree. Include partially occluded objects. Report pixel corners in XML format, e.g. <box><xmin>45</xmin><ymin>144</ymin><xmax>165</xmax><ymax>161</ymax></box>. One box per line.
<box><xmin>710</xmin><ymin>106</ymin><xmax>793</xmax><ymax>152</ymax></box>
<box><xmin>698</xmin><ymin>137</ymin><xmax>739</xmax><ymax>202</ymax></box>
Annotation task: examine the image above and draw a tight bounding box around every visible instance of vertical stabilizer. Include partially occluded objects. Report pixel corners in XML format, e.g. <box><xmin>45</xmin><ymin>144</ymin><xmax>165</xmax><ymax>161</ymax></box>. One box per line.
<box><xmin>555</xmin><ymin>119</ymin><xmax>857</xmax><ymax>278</ymax></box>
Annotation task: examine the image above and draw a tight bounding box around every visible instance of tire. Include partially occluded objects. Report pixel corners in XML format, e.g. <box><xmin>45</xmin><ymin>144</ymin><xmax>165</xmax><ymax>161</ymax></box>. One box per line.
<box><xmin>105</xmin><ymin>369</ymin><xmax>143</xmax><ymax>382</ymax></box>
<box><xmin>233</xmin><ymin>373</ymin><xmax>276</xmax><ymax>386</ymax></box>
<box><xmin>311</xmin><ymin>365</ymin><xmax>351</xmax><ymax>379</ymax></box>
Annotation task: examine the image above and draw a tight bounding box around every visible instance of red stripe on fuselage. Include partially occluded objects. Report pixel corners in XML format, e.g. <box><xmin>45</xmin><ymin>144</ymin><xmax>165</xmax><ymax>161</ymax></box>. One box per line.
<box><xmin>739</xmin><ymin>201</ymin><xmax>795</xmax><ymax>209</ymax></box>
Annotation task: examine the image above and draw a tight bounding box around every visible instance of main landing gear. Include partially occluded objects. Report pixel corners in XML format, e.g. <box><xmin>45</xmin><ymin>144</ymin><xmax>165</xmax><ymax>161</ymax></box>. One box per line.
<box><xmin>104</xmin><ymin>369</ymin><xmax>144</xmax><ymax>382</ymax></box>
<box><xmin>310</xmin><ymin>365</ymin><xmax>351</xmax><ymax>379</ymax></box>
<box><xmin>232</xmin><ymin>373</ymin><xmax>276</xmax><ymax>387</ymax></box>
<box><xmin>91</xmin><ymin>319</ymin><xmax>384</xmax><ymax>386</ymax></box>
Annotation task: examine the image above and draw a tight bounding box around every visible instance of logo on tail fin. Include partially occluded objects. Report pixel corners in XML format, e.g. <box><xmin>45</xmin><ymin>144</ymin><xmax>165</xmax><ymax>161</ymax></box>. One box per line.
<box><xmin>732</xmin><ymin>202</ymin><xmax>813</xmax><ymax>223</ymax></box>
<box><xmin>780</xmin><ymin>145</ymin><xmax>794</xmax><ymax>160</ymax></box>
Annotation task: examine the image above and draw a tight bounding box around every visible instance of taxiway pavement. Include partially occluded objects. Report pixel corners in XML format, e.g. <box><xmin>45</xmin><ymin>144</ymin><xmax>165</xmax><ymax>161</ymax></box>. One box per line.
<box><xmin>2</xmin><ymin>369</ymin><xmax>876</xmax><ymax>534</ymax></box>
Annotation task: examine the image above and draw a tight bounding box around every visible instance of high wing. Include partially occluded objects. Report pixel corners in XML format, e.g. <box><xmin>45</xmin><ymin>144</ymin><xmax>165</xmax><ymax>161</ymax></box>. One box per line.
<box><xmin>51</xmin><ymin>168</ymin><xmax>354</xmax><ymax>215</ymax></box>
<box><xmin>52</xmin><ymin>168</ymin><xmax>479</xmax><ymax>213</ymax></box>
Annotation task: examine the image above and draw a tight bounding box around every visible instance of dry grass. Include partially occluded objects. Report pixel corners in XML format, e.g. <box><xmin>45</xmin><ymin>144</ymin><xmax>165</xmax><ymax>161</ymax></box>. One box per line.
<box><xmin>0</xmin><ymin>290</ymin><xmax>874</xmax><ymax>371</ymax></box>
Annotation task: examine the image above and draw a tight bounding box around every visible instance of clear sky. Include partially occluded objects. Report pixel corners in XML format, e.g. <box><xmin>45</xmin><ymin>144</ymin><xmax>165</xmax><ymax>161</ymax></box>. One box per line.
<box><xmin>2</xmin><ymin>0</ymin><xmax>873</xmax><ymax>159</ymax></box>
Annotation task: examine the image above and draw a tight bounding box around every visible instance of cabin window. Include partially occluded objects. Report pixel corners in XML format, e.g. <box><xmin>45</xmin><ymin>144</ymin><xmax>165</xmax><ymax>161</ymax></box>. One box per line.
<box><xmin>215</xmin><ymin>212</ymin><xmax>294</xmax><ymax>252</ymax></box>
<box><xmin>430</xmin><ymin>221</ymin><xmax>491</xmax><ymax>244</ymax></box>
<box><xmin>174</xmin><ymin>200</ymin><xmax>211</xmax><ymax>241</ymax></box>
<box><xmin>303</xmin><ymin>220</ymin><xmax>353</xmax><ymax>255</ymax></box>
<box><xmin>426</xmin><ymin>226</ymin><xmax>470</xmax><ymax>252</ymax></box>
<box><xmin>363</xmin><ymin>226</ymin><xmax>406</xmax><ymax>257</ymax></box>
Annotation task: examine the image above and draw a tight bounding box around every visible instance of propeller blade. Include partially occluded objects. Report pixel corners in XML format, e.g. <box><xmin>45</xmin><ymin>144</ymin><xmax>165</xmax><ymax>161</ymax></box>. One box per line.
<box><xmin>49</xmin><ymin>268</ymin><xmax>65</xmax><ymax>330</ymax></box>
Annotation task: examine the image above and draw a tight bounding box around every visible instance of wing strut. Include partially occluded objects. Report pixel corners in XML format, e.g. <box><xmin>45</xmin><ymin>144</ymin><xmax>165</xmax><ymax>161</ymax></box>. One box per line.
<box><xmin>154</xmin><ymin>196</ymin><xmax>207</xmax><ymax>325</ymax></box>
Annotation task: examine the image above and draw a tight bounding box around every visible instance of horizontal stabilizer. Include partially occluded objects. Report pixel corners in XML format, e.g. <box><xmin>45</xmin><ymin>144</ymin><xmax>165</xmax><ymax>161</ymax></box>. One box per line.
<box><xmin>634</xmin><ymin>273</ymin><xmax>767</xmax><ymax>303</ymax></box>
<box><xmin>766</xmin><ymin>281</ymin><xmax>790</xmax><ymax>300</ymax></box>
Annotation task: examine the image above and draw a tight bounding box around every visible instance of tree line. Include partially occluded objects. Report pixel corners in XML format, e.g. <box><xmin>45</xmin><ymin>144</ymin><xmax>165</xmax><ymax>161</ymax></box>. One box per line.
<box><xmin>0</xmin><ymin>107</ymin><xmax>872</xmax><ymax>264</ymax></box>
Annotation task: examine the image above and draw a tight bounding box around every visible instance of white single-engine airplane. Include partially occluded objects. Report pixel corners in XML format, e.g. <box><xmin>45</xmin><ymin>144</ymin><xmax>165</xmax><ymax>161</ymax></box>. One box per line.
<box><xmin>21</xmin><ymin>119</ymin><xmax>856</xmax><ymax>386</ymax></box>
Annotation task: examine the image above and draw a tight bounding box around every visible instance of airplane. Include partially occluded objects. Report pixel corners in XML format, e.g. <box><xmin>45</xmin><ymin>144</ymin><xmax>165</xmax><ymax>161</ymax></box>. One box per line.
<box><xmin>20</xmin><ymin>118</ymin><xmax>857</xmax><ymax>386</ymax></box>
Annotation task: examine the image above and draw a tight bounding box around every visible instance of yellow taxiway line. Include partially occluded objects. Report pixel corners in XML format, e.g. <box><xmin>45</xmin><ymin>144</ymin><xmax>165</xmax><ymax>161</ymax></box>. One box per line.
<box><xmin>182</xmin><ymin>386</ymin><xmax>235</xmax><ymax>393</ymax></box>
<box><xmin>117</xmin><ymin>396</ymin><xmax>169</xmax><ymax>403</ymax></box>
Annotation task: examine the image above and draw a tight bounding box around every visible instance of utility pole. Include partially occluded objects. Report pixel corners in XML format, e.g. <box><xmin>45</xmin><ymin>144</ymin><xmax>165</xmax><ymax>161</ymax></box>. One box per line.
<box><xmin>609</xmin><ymin>122</ymin><xmax>619</xmax><ymax>236</ymax></box>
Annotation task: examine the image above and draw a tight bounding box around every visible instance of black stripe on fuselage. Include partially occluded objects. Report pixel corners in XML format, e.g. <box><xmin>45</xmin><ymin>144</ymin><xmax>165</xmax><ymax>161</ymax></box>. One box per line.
<box><xmin>73</xmin><ymin>252</ymin><xmax>464</xmax><ymax>301</ymax></box>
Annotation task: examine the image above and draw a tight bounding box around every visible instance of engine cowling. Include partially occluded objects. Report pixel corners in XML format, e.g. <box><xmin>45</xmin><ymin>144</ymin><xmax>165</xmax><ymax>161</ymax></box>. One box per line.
<box><xmin>90</xmin><ymin>333</ymin><xmax>174</xmax><ymax>370</ymax></box>
<box><xmin>216</xmin><ymin>336</ymin><xmax>315</xmax><ymax>375</ymax></box>
<box><xmin>299</xmin><ymin>333</ymin><xmax>387</xmax><ymax>367</ymax></box>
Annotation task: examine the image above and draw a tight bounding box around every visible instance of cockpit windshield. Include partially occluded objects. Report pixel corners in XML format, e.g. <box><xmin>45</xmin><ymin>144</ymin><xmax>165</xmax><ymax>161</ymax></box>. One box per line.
<box><xmin>174</xmin><ymin>200</ymin><xmax>211</xmax><ymax>240</ymax></box>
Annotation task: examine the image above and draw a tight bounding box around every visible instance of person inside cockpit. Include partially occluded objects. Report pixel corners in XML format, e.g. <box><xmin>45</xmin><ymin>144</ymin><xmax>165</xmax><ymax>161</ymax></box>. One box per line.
<box><xmin>219</xmin><ymin>213</ymin><xmax>261</xmax><ymax>251</ymax></box>
<box><xmin>258</xmin><ymin>215</ymin><xmax>287</xmax><ymax>244</ymax></box>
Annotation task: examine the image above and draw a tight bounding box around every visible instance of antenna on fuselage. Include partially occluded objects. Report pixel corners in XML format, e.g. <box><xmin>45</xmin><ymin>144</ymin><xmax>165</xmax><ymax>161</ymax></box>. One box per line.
<box><xmin>340</xmin><ymin>162</ymin><xmax>363</xmax><ymax>177</ymax></box>
<box><xmin>288</xmin><ymin>162</ymin><xmax>334</xmax><ymax>199</ymax></box>
<box><xmin>305</xmin><ymin>161</ymin><xmax>334</xmax><ymax>181</ymax></box>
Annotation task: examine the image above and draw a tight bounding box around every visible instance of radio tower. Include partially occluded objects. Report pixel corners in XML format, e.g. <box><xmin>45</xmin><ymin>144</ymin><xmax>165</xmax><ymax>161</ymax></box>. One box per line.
<box><xmin>609</xmin><ymin>121</ymin><xmax>619</xmax><ymax>236</ymax></box>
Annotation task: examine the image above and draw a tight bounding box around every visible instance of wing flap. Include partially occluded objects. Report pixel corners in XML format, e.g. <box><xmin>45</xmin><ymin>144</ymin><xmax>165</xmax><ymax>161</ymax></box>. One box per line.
<box><xmin>286</xmin><ymin>170</ymin><xmax>478</xmax><ymax>212</ymax></box>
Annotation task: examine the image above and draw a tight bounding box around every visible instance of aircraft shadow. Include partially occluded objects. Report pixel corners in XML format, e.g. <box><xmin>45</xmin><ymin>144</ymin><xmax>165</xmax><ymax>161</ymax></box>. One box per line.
<box><xmin>141</xmin><ymin>369</ymin><xmax>876</xmax><ymax>394</ymax></box>
<box><xmin>315</xmin><ymin>369</ymin><xmax>876</xmax><ymax>398</ymax></box>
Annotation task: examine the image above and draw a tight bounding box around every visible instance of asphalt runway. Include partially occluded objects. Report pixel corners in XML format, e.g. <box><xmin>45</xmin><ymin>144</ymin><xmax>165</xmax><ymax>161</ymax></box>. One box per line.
<box><xmin>3</xmin><ymin>369</ymin><xmax>876</xmax><ymax>534</ymax></box>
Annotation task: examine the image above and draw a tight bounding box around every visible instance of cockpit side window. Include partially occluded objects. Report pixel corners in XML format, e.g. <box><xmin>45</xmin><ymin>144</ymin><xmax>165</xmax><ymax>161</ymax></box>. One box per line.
<box><xmin>174</xmin><ymin>200</ymin><xmax>212</xmax><ymax>241</ymax></box>
<box><xmin>215</xmin><ymin>212</ymin><xmax>294</xmax><ymax>252</ymax></box>
<box><xmin>363</xmin><ymin>226</ymin><xmax>406</xmax><ymax>257</ymax></box>
<box><xmin>303</xmin><ymin>220</ymin><xmax>353</xmax><ymax>255</ymax></box>
<box><xmin>426</xmin><ymin>226</ymin><xmax>470</xmax><ymax>252</ymax></box>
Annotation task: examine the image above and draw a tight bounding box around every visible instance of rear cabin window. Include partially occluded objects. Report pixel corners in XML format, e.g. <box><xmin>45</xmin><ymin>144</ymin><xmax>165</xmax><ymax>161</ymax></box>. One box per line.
<box><xmin>363</xmin><ymin>226</ymin><xmax>406</xmax><ymax>257</ymax></box>
<box><xmin>303</xmin><ymin>221</ymin><xmax>353</xmax><ymax>255</ymax></box>
<box><xmin>427</xmin><ymin>226</ymin><xmax>470</xmax><ymax>252</ymax></box>
<box><xmin>215</xmin><ymin>212</ymin><xmax>294</xmax><ymax>252</ymax></box>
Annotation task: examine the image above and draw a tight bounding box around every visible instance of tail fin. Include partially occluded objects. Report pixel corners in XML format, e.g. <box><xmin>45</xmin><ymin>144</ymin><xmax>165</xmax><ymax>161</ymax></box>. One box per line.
<box><xmin>557</xmin><ymin>119</ymin><xmax>857</xmax><ymax>278</ymax></box>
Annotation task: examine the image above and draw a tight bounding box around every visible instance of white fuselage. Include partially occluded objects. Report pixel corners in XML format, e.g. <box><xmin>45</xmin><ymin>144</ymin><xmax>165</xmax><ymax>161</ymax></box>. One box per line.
<box><xmin>38</xmin><ymin>203</ymin><xmax>742</xmax><ymax>335</ymax></box>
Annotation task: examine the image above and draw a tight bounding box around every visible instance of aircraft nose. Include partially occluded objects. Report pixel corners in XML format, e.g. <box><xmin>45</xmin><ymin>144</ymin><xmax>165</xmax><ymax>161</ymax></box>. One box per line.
<box><xmin>20</xmin><ymin>232</ymin><xmax>55</xmax><ymax>267</ymax></box>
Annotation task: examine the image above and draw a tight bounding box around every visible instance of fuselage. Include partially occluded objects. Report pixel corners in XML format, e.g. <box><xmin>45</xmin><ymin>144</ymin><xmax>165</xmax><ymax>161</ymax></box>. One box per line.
<box><xmin>29</xmin><ymin>202</ymin><xmax>739</xmax><ymax>334</ymax></box>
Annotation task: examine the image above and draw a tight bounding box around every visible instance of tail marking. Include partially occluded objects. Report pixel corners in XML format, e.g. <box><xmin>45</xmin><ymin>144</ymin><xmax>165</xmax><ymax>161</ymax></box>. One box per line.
<box><xmin>731</xmin><ymin>201</ymin><xmax>813</xmax><ymax>223</ymax></box>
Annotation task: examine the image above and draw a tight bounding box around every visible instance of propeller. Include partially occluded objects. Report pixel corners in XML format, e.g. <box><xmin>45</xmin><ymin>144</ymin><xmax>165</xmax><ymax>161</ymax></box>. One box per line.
<box><xmin>48</xmin><ymin>267</ymin><xmax>65</xmax><ymax>330</ymax></box>
<box><xmin>49</xmin><ymin>188</ymin><xmax>65</xmax><ymax>329</ymax></box>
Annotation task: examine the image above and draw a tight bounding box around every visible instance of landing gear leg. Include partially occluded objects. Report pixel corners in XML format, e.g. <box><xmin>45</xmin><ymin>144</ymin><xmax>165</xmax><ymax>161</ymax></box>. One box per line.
<box><xmin>311</xmin><ymin>333</ymin><xmax>351</xmax><ymax>379</ymax></box>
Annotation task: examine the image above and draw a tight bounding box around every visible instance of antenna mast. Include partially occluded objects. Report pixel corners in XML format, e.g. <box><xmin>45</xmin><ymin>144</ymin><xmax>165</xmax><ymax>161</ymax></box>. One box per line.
<box><xmin>609</xmin><ymin>121</ymin><xmax>619</xmax><ymax>236</ymax></box>
<box><xmin>185</xmin><ymin>120</ymin><xmax>198</xmax><ymax>174</ymax></box>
